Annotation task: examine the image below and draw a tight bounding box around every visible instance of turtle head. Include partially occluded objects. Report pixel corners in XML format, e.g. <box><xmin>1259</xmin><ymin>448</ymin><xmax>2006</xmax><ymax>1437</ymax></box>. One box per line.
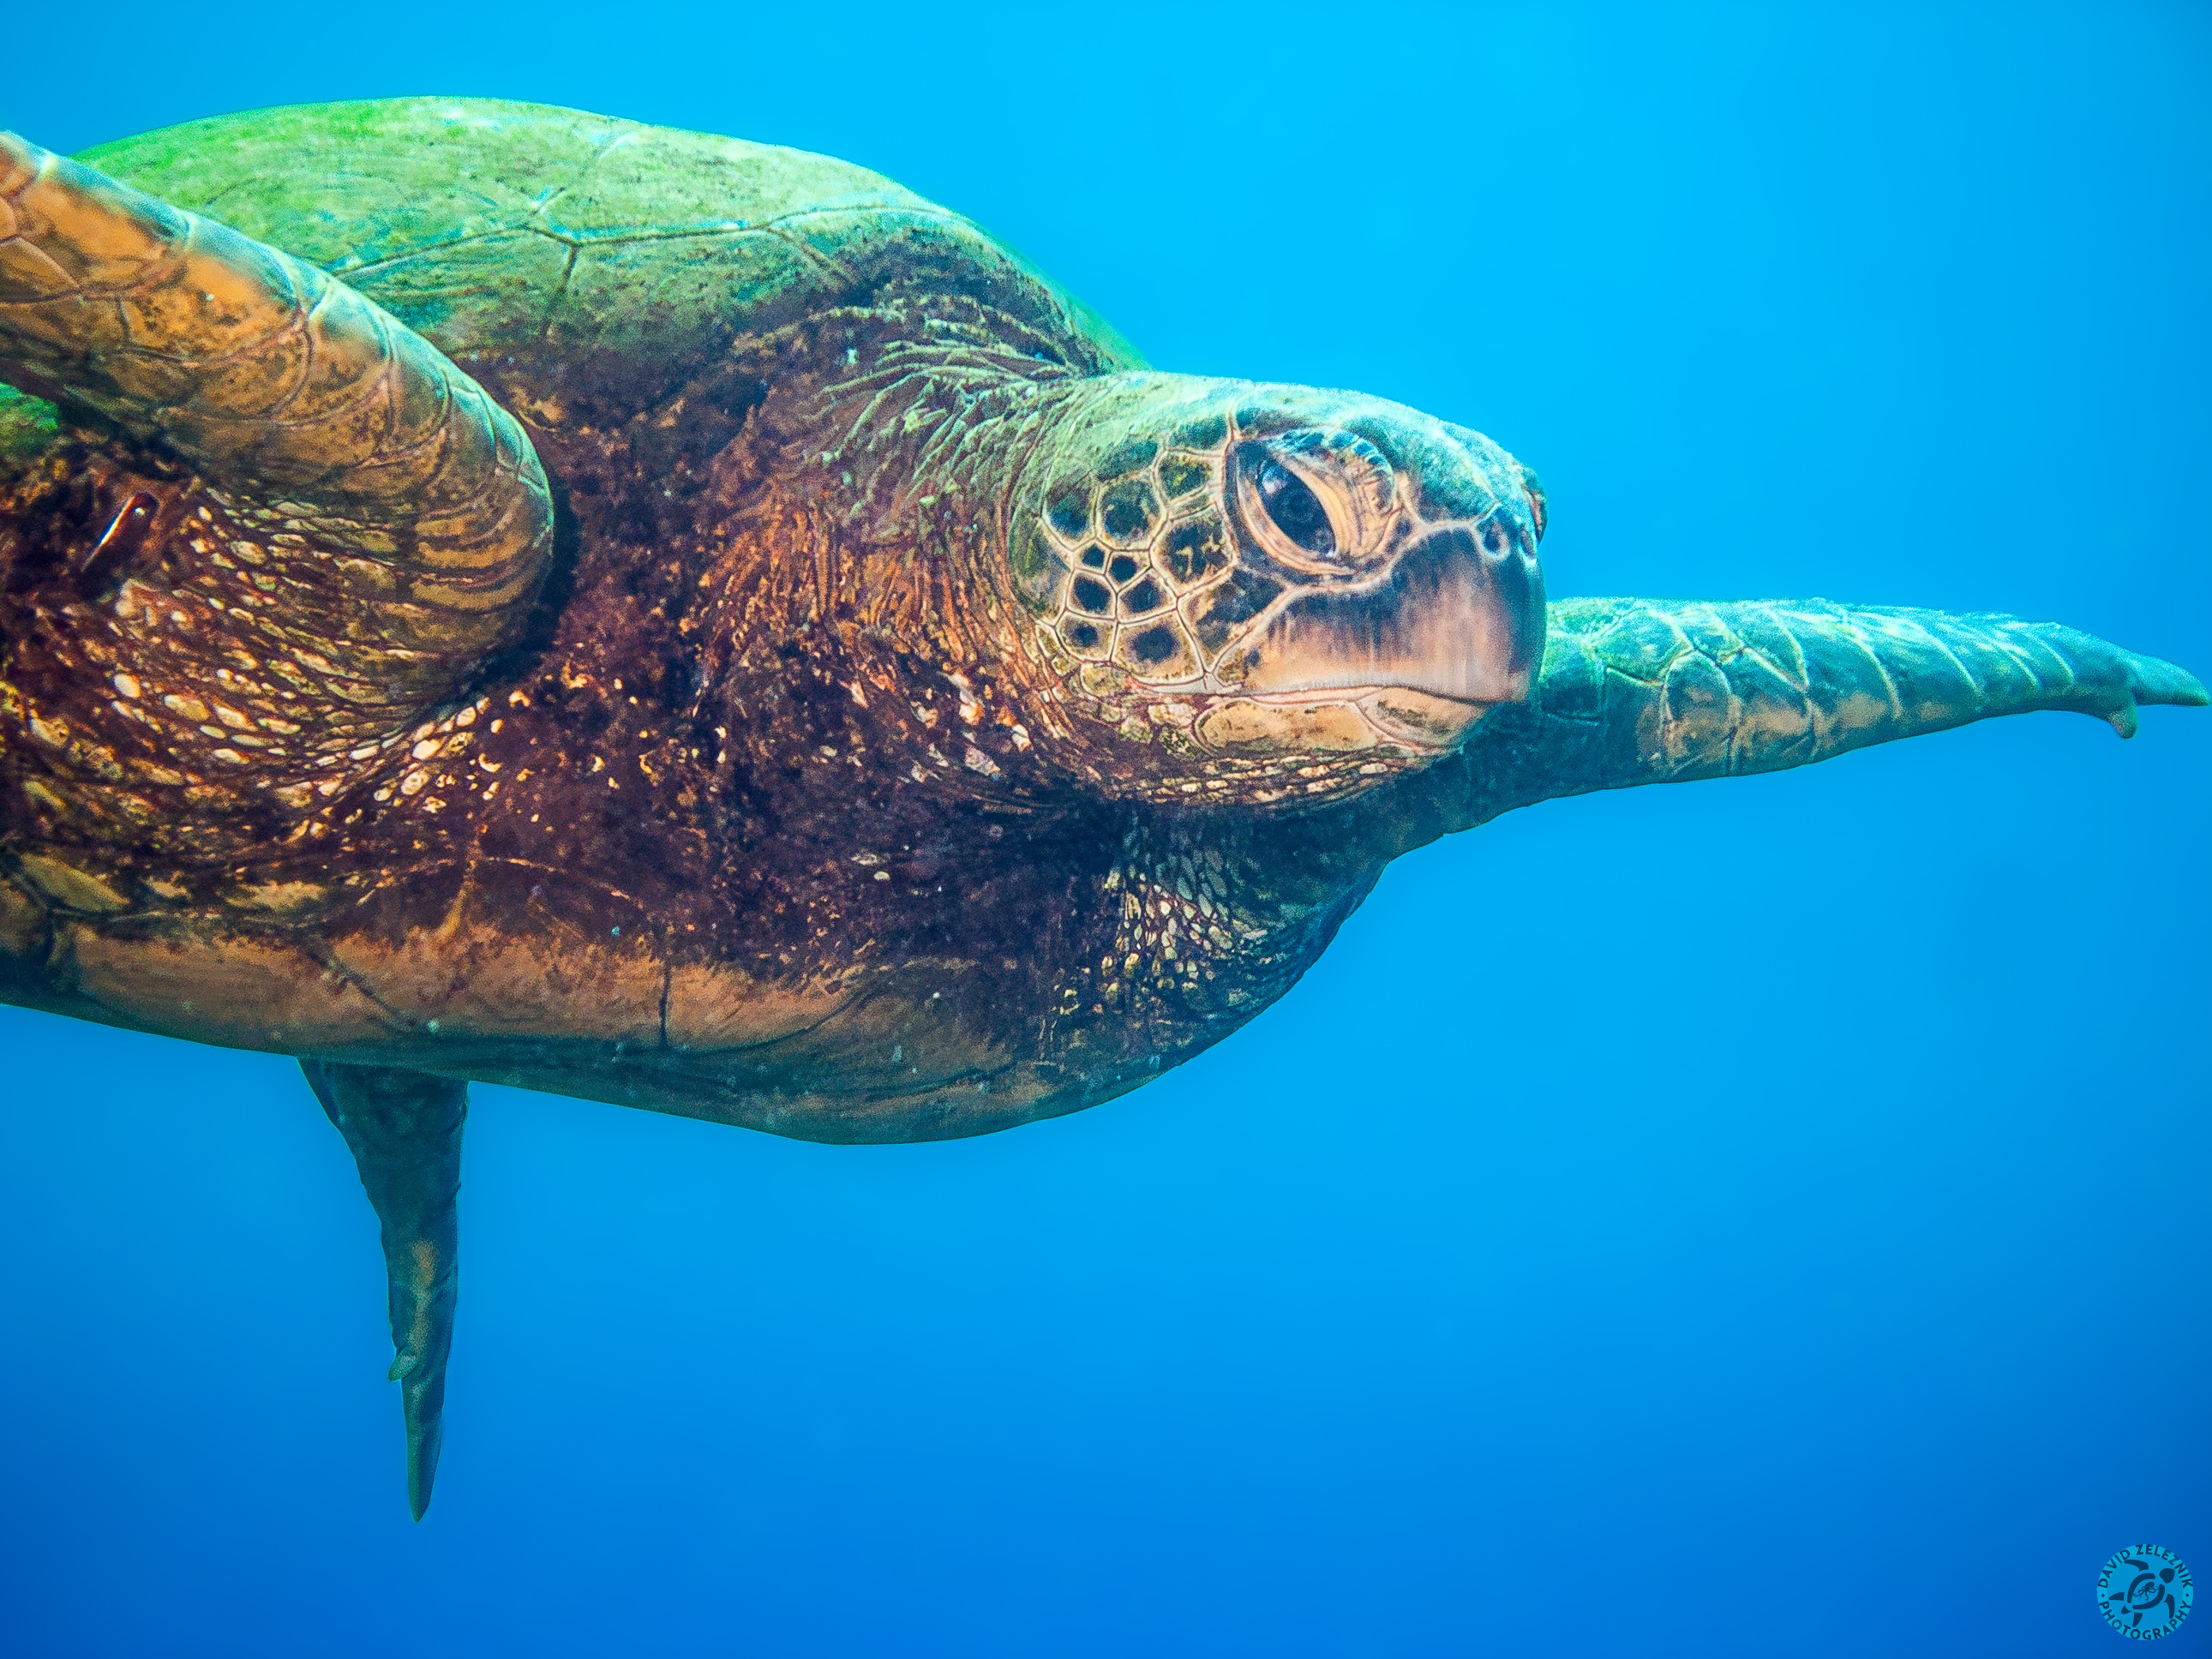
<box><xmin>1005</xmin><ymin>376</ymin><xmax>1547</xmax><ymax>806</ymax></box>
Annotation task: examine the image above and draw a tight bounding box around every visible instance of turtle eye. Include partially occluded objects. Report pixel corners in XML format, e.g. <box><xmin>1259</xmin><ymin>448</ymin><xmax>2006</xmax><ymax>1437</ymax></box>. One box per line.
<box><xmin>1232</xmin><ymin>435</ymin><xmax>1374</xmax><ymax>572</ymax></box>
<box><xmin>1254</xmin><ymin>458</ymin><xmax>1335</xmax><ymax>556</ymax></box>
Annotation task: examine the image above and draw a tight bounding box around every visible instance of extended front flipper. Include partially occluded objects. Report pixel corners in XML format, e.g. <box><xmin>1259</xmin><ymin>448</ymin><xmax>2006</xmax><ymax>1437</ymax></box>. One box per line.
<box><xmin>1432</xmin><ymin>598</ymin><xmax>2206</xmax><ymax>830</ymax></box>
<box><xmin>300</xmin><ymin>1061</ymin><xmax>467</xmax><ymax>1520</ymax></box>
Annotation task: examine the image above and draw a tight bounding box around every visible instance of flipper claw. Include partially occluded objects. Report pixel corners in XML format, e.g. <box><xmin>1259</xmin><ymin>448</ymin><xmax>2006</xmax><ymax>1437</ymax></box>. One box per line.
<box><xmin>2121</xmin><ymin>654</ymin><xmax>2209</xmax><ymax>722</ymax></box>
<box><xmin>301</xmin><ymin>1060</ymin><xmax>467</xmax><ymax>1520</ymax></box>
<box><xmin>2031</xmin><ymin>627</ymin><xmax>2206</xmax><ymax>739</ymax></box>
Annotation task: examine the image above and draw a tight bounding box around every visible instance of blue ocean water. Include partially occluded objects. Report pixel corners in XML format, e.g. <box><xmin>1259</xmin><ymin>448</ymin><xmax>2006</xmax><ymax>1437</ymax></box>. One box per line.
<box><xmin>3</xmin><ymin>3</ymin><xmax>2207</xmax><ymax>1654</ymax></box>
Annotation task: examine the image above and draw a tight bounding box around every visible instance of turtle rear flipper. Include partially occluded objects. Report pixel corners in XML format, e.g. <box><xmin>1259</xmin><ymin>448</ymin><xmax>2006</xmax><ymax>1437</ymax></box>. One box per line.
<box><xmin>301</xmin><ymin>1060</ymin><xmax>467</xmax><ymax>1520</ymax></box>
<box><xmin>0</xmin><ymin>133</ymin><xmax>553</xmax><ymax>712</ymax></box>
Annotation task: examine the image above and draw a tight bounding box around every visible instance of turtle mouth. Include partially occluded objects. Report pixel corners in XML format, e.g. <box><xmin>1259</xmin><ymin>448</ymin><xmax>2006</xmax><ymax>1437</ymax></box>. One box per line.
<box><xmin>1189</xmin><ymin>684</ymin><xmax>1500</xmax><ymax>756</ymax></box>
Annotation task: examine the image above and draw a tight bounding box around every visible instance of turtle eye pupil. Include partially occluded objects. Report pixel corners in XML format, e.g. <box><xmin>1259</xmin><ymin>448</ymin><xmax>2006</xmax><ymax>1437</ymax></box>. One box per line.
<box><xmin>1256</xmin><ymin>458</ymin><xmax>1334</xmax><ymax>555</ymax></box>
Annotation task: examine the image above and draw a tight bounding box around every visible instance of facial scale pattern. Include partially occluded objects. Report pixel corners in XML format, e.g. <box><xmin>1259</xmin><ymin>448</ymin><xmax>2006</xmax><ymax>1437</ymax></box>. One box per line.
<box><xmin>1011</xmin><ymin>390</ymin><xmax>1548</xmax><ymax>806</ymax></box>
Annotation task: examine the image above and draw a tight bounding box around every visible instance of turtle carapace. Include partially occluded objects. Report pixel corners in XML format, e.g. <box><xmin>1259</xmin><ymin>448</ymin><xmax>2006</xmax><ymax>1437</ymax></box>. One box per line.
<box><xmin>1</xmin><ymin>99</ymin><xmax>2201</xmax><ymax>1516</ymax></box>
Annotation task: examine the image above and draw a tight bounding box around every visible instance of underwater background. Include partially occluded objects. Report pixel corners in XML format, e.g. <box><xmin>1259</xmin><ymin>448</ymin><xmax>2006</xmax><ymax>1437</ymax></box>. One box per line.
<box><xmin>3</xmin><ymin>3</ymin><xmax>2207</xmax><ymax>1654</ymax></box>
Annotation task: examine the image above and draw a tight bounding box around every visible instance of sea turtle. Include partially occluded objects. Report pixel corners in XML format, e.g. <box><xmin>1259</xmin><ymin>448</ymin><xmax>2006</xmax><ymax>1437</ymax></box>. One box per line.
<box><xmin>1</xmin><ymin>99</ymin><xmax>2201</xmax><ymax>1518</ymax></box>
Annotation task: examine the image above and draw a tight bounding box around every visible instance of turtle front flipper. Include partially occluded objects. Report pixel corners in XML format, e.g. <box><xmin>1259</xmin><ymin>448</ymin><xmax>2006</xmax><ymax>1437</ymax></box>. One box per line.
<box><xmin>300</xmin><ymin>1061</ymin><xmax>467</xmax><ymax>1521</ymax></box>
<box><xmin>0</xmin><ymin>132</ymin><xmax>553</xmax><ymax>712</ymax></box>
<box><xmin>1436</xmin><ymin>599</ymin><xmax>2207</xmax><ymax>828</ymax></box>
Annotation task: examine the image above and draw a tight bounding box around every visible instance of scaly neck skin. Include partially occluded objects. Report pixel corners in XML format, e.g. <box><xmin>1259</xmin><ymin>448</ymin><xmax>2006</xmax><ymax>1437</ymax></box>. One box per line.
<box><xmin>690</xmin><ymin>297</ymin><xmax>1110</xmax><ymax>813</ymax></box>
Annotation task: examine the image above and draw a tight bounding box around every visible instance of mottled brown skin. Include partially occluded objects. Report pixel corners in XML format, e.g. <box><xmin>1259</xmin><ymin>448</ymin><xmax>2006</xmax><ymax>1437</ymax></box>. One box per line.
<box><xmin>0</xmin><ymin>286</ymin><xmax>1439</xmax><ymax>1142</ymax></box>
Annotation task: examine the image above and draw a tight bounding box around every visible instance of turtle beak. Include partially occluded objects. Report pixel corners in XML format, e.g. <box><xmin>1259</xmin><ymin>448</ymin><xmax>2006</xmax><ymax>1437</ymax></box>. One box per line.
<box><xmin>1232</xmin><ymin>517</ymin><xmax>1547</xmax><ymax>740</ymax></box>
